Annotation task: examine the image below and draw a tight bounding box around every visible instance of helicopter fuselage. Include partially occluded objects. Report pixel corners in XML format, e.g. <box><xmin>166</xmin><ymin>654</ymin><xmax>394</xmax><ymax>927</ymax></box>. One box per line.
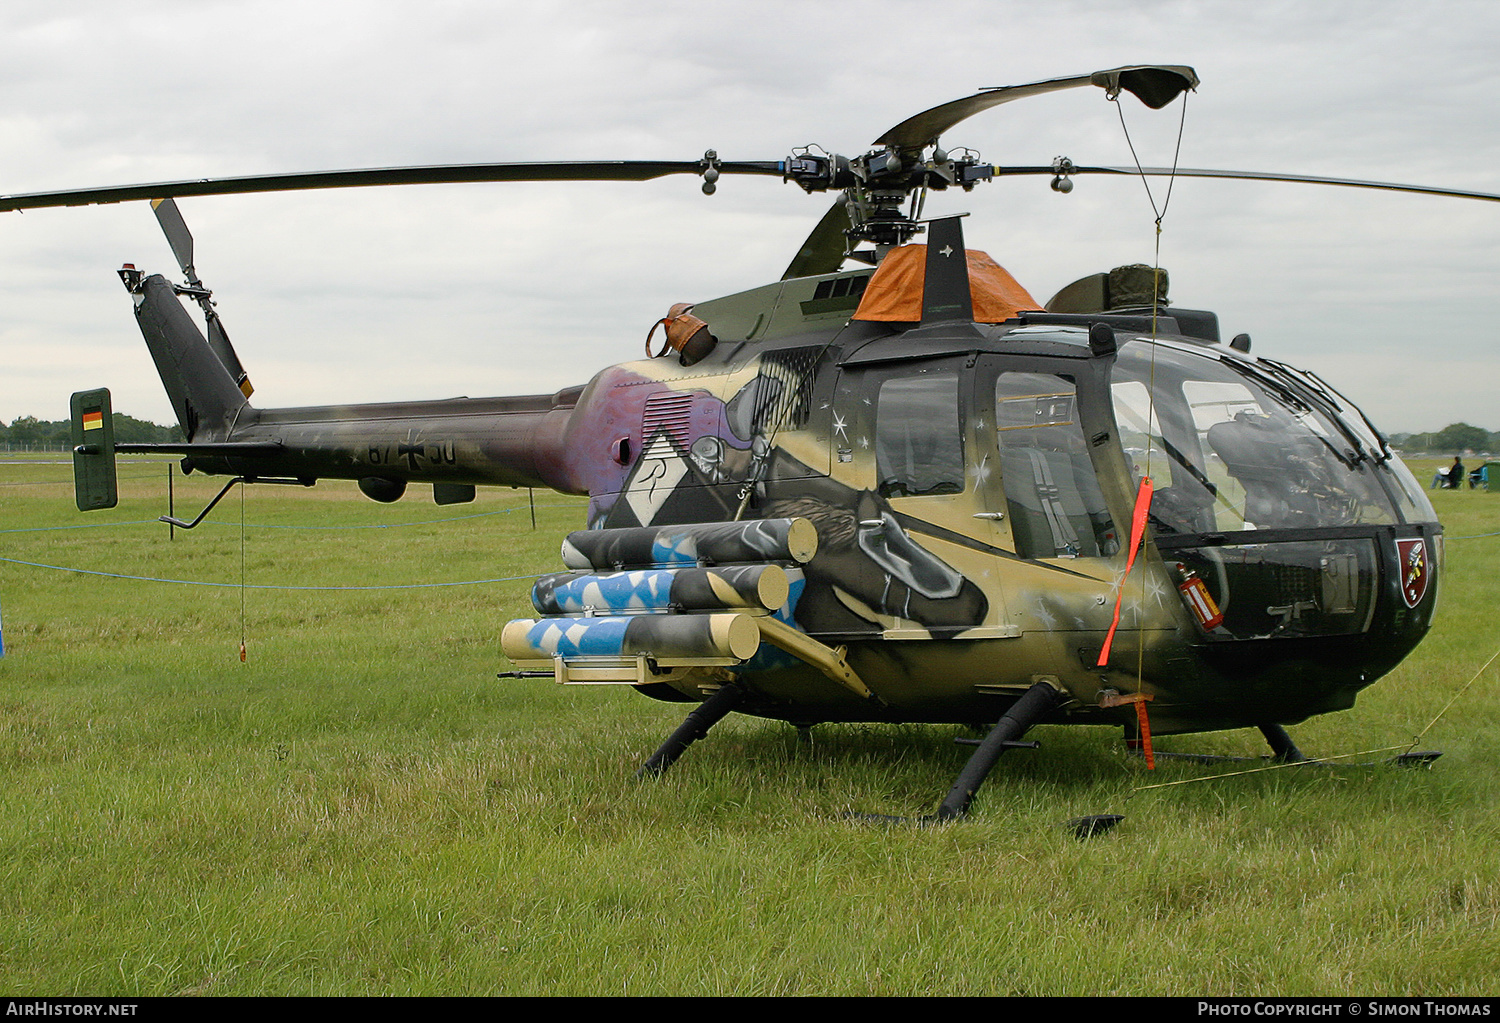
<box><xmin>41</xmin><ymin>61</ymin><xmax>1477</xmax><ymax>812</ymax></box>
<box><xmin>139</xmin><ymin>249</ymin><xmax>1440</xmax><ymax>739</ymax></box>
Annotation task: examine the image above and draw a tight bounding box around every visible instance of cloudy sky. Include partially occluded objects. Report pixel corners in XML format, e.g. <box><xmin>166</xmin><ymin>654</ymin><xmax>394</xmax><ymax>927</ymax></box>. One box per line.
<box><xmin>2</xmin><ymin>0</ymin><xmax>1498</xmax><ymax>435</ymax></box>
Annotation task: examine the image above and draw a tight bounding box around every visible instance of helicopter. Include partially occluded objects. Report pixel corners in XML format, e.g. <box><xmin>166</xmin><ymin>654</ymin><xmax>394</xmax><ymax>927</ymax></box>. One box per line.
<box><xmin>6</xmin><ymin>64</ymin><xmax>1481</xmax><ymax>822</ymax></box>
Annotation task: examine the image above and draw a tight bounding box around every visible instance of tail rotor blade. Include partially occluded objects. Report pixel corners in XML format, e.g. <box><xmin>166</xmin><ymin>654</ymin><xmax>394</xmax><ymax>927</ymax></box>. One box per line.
<box><xmin>149</xmin><ymin>197</ymin><xmax>253</xmax><ymax>397</ymax></box>
<box><xmin>151</xmin><ymin>198</ymin><xmax>198</xmax><ymax>283</ymax></box>
<box><xmin>206</xmin><ymin>314</ymin><xmax>252</xmax><ymax>398</ymax></box>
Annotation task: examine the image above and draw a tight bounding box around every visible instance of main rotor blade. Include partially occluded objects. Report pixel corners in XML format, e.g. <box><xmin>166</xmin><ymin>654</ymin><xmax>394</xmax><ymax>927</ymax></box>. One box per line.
<box><xmin>875</xmin><ymin>65</ymin><xmax>1198</xmax><ymax>153</ymax></box>
<box><xmin>994</xmin><ymin>164</ymin><xmax>1500</xmax><ymax>203</ymax></box>
<box><xmin>0</xmin><ymin>160</ymin><xmax>786</xmax><ymax>212</ymax></box>
<box><xmin>782</xmin><ymin>200</ymin><xmax>853</xmax><ymax>280</ymax></box>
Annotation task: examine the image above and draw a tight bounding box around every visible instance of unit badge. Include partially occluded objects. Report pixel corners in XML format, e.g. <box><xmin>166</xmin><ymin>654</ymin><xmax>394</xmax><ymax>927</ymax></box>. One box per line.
<box><xmin>1396</xmin><ymin>537</ymin><xmax>1430</xmax><ymax>608</ymax></box>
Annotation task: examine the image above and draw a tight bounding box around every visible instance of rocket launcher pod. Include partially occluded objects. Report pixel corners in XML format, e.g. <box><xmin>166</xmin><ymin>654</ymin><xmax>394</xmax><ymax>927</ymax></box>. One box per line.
<box><xmin>501</xmin><ymin>611</ymin><xmax>763</xmax><ymax>667</ymax></box>
<box><xmin>531</xmin><ymin>564</ymin><xmax>791</xmax><ymax>616</ymax></box>
<box><xmin>560</xmin><ymin>517</ymin><xmax>817</xmax><ymax>570</ymax></box>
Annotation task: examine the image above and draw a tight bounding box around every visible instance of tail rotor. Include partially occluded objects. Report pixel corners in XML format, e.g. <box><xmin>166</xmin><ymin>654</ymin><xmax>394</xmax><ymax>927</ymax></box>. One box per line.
<box><xmin>150</xmin><ymin>198</ymin><xmax>253</xmax><ymax>398</ymax></box>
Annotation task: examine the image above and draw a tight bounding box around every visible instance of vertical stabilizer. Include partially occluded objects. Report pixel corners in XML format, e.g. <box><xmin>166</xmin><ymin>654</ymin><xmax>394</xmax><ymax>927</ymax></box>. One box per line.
<box><xmin>121</xmin><ymin>269</ymin><xmax>250</xmax><ymax>441</ymax></box>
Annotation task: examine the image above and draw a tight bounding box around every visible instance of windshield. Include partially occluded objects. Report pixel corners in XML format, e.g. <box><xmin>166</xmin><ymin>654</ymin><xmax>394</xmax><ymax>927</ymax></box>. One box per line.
<box><xmin>1110</xmin><ymin>342</ymin><xmax>1417</xmax><ymax>534</ymax></box>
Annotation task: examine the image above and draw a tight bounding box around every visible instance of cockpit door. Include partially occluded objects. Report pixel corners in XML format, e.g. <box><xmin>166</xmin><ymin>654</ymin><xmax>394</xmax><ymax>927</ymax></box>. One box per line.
<box><xmin>969</xmin><ymin>360</ymin><xmax>1122</xmax><ymax>563</ymax></box>
<box><xmin>822</xmin><ymin>357</ymin><xmax>1009</xmax><ymax>638</ymax></box>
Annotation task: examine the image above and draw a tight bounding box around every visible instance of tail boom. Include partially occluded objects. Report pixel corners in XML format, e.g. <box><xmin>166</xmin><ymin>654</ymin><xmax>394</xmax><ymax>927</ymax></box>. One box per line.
<box><xmin>180</xmin><ymin>394</ymin><xmax>589</xmax><ymax>494</ymax></box>
<box><xmin>111</xmin><ymin>267</ymin><xmax>596</xmax><ymax>503</ymax></box>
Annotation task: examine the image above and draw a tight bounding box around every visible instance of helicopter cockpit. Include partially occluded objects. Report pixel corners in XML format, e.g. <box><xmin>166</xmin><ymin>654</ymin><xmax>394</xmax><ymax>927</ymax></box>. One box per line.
<box><xmin>1109</xmin><ymin>339</ymin><xmax>1438</xmax><ymax>644</ymax></box>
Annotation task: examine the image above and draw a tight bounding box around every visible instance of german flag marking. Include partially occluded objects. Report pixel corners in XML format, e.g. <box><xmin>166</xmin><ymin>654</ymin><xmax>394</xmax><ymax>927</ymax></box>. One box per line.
<box><xmin>82</xmin><ymin>410</ymin><xmax>104</xmax><ymax>431</ymax></box>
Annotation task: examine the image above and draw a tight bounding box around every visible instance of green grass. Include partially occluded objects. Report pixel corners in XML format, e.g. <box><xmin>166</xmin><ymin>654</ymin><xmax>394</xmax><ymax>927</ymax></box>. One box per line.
<box><xmin>0</xmin><ymin>455</ymin><xmax>1497</xmax><ymax>995</ymax></box>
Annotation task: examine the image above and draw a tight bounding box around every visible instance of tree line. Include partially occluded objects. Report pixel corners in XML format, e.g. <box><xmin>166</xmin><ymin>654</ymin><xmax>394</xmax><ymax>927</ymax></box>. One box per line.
<box><xmin>0</xmin><ymin>413</ymin><xmax>183</xmax><ymax>451</ymax></box>
<box><xmin>1389</xmin><ymin>423</ymin><xmax>1498</xmax><ymax>456</ymax></box>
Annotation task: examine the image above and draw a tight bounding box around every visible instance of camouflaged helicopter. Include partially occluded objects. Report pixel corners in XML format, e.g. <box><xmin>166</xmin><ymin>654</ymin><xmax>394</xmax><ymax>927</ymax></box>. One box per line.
<box><xmin>9</xmin><ymin>64</ymin><xmax>1482</xmax><ymax>821</ymax></box>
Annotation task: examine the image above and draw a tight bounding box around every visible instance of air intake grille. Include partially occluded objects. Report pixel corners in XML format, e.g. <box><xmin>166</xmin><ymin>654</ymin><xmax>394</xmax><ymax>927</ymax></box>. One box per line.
<box><xmin>642</xmin><ymin>391</ymin><xmax>695</xmax><ymax>451</ymax></box>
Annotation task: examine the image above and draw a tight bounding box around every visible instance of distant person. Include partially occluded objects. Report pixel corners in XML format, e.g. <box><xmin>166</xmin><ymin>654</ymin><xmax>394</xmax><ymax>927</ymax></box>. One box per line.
<box><xmin>1433</xmin><ymin>456</ymin><xmax>1465</xmax><ymax>489</ymax></box>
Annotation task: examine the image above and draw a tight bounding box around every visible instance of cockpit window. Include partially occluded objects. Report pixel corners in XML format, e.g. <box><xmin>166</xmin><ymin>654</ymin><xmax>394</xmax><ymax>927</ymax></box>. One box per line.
<box><xmin>995</xmin><ymin>373</ymin><xmax>1119</xmax><ymax>558</ymax></box>
<box><xmin>876</xmin><ymin>368</ymin><xmax>964</xmax><ymax>497</ymax></box>
<box><xmin>1111</xmin><ymin>343</ymin><xmax>1401</xmax><ymax>533</ymax></box>
<box><xmin>1112</xmin><ymin>379</ymin><xmax>1178</xmax><ymax>491</ymax></box>
<box><xmin>1184</xmin><ymin>380</ymin><xmax>1262</xmax><ymax>433</ymax></box>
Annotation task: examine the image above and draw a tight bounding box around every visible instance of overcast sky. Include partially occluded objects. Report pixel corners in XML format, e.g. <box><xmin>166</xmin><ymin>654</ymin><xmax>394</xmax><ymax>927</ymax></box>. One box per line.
<box><xmin>2</xmin><ymin>0</ymin><xmax>1498</xmax><ymax>435</ymax></box>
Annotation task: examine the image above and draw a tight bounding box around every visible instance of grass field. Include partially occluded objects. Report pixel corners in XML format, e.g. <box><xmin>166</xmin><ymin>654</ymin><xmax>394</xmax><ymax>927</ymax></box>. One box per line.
<box><xmin>1</xmin><ymin>455</ymin><xmax>1497</xmax><ymax>996</ymax></box>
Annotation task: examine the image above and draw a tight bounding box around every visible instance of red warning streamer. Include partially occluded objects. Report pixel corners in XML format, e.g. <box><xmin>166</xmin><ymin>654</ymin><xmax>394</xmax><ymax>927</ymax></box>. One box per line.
<box><xmin>1103</xmin><ymin>690</ymin><xmax>1156</xmax><ymax>769</ymax></box>
<box><xmin>1135</xmin><ymin>697</ymin><xmax>1155</xmax><ymax>770</ymax></box>
<box><xmin>1098</xmin><ymin>476</ymin><xmax>1154</xmax><ymax>668</ymax></box>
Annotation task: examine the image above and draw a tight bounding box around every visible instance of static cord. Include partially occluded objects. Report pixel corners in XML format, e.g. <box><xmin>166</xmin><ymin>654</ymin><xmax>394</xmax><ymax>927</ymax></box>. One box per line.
<box><xmin>239</xmin><ymin>484</ymin><xmax>247</xmax><ymax>663</ymax></box>
<box><xmin>1406</xmin><ymin>643</ymin><xmax>1500</xmax><ymax>751</ymax></box>
<box><xmin>1124</xmin><ymin>644</ymin><xmax>1500</xmax><ymax>795</ymax></box>
<box><xmin>1110</xmin><ymin>90</ymin><xmax>1190</xmax><ymax>694</ymax></box>
<box><xmin>1113</xmin><ymin>89</ymin><xmax>1189</xmax><ymax>226</ymax></box>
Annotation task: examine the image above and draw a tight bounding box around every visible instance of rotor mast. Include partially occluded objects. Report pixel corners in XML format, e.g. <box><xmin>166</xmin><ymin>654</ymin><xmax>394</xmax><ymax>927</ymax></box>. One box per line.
<box><xmin>775</xmin><ymin>64</ymin><xmax>1199</xmax><ymax>272</ymax></box>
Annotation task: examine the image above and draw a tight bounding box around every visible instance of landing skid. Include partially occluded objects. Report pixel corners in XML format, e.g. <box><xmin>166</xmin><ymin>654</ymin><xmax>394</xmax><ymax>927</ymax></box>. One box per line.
<box><xmin>636</xmin><ymin>683</ymin><xmax>746</xmax><ymax>778</ymax></box>
<box><xmin>1258</xmin><ymin>723</ymin><xmax>1307</xmax><ymax>762</ymax></box>
<box><xmin>1140</xmin><ymin>749</ymin><xmax>1443</xmax><ymax>768</ymax></box>
<box><xmin>1132</xmin><ymin>723</ymin><xmax>1442</xmax><ymax>769</ymax></box>
<box><xmin>851</xmin><ymin>681</ymin><xmax>1065</xmax><ymax>826</ymax></box>
<box><xmin>638</xmin><ymin>681</ymin><xmax>1070</xmax><ymax>826</ymax></box>
<box><xmin>931</xmin><ymin>682</ymin><xmax>1062</xmax><ymax>821</ymax></box>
